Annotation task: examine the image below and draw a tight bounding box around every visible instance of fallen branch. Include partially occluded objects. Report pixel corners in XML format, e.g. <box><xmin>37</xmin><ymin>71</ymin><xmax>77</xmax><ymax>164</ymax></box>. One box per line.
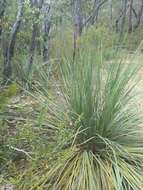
<box><xmin>7</xmin><ymin>145</ymin><xmax>33</xmax><ymax>159</ymax></box>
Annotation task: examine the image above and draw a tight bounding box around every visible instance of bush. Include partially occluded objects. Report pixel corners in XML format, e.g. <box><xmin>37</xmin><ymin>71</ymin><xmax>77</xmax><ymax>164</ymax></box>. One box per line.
<box><xmin>27</xmin><ymin>50</ymin><xmax>143</xmax><ymax>189</ymax></box>
<box><xmin>123</xmin><ymin>26</ymin><xmax>143</xmax><ymax>51</ymax></box>
<box><xmin>78</xmin><ymin>25</ymin><xmax>117</xmax><ymax>60</ymax></box>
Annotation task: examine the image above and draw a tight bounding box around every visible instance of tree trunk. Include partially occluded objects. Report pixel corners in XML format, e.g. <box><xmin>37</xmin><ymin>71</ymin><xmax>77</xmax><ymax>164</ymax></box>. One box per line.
<box><xmin>128</xmin><ymin>0</ymin><xmax>133</xmax><ymax>33</ymax></box>
<box><xmin>108</xmin><ymin>0</ymin><xmax>113</xmax><ymax>29</ymax></box>
<box><xmin>89</xmin><ymin>0</ymin><xmax>108</xmax><ymax>25</ymax></box>
<box><xmin>119</xmin><ymin>0</ymin><xmax>127</xmax><ymax>40</ymax></box>
<box><xmin>27</xmin><ymin>0</ymin><xmax>43</xmax><ymax>74</ymax></box>
<box><xmin>3</xmin><ymin>0</ymin><xmax>24</xmax><ymax>83</ymax></box>
<box><xmin>73</xmin><ymin>0</ymin><xmax>83</xmax><ymax>59</ymax></box>
<box><xmin>115</xmin><ymin>8</ymin><xmax>123</xmax><ymax>33</ymax></box>
<box><xmin>132</xmin><ymin>7</ymin><xmax>137</xmax><ymax>19</ymax></box>
<box><xmin>134</xmin><ymin>0</ymin><xmax>143</xmax><ymax>30</ymax></box>
<box><xmin>0</xmin><ymin>0</ymin><xmax>6</xmax><ymax>44</ymax></box>
<box><xmin>84</xmin><ymin>0</ymin><xmax>108</xmax><ymax>27</ymax></box>
<box><xmin>43</xmin><ymin>3</ymin><xmax>52</xmax><ymax>62</ymax></box>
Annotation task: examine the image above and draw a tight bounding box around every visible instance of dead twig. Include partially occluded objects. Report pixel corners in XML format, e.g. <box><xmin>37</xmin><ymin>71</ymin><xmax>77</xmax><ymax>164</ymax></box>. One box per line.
<box><xmin>7</xmin><ymin>145</ymin><xmax>34</xmax><ymax>160</ymax></box>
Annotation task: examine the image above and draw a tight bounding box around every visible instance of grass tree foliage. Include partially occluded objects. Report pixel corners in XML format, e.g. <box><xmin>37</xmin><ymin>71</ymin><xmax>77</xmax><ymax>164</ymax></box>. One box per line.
<box><xmin>27</xmin><ymin>50</ymin><xmax>143</xmax><ymax>190</ymax></box>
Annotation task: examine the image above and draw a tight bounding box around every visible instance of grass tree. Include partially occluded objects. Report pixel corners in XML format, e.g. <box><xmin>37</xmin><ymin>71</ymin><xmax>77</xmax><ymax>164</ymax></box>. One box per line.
<box><xmin>30</xmin><ymin>50</ymin><xmax>143</xmax><ymax>190</ymax></box>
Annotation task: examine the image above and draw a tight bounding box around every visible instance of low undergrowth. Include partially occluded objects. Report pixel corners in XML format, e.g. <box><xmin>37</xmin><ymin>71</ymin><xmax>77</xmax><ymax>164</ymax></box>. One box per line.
<box><xmin>1</xmin><ymin>50</ymin><xmax>143</xmax><ymax>190</ymax></box>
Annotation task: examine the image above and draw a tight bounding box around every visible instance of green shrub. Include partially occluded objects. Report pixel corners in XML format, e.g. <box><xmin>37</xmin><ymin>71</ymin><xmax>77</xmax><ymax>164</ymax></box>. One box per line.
<box><xmin>51</xmin><ymin>26</ymin><xmax>74</xmax><ymax>59</ymax></box>
<box><xmin>0</xmin><ymin>83</ymin><xmax>18</xmax><ymax>110</ymax></box>
<box><xmin>123</xmin><ymin>26</ymin><xmax>143</xmax><ymax>51</ymax></box>
<box><xmin>78</xmin><ymin>25</ymin><xmax>117</xmax><ymax>60</ymax></box>
<box><xmin>28</xmin><ymin>50</ymin><xmax>143</xmax><ymax>189</ymax></box>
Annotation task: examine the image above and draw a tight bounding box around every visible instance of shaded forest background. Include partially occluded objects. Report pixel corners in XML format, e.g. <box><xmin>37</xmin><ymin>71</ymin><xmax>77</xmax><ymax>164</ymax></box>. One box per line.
<box><xmin>1</xmin><ymin>0</ymin><xmax>143</xmax><ymax>84</ymax></box>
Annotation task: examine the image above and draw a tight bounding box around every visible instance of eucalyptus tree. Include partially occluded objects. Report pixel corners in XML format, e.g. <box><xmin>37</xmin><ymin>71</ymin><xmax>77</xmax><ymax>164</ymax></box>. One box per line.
<box><xmin>0</xmin><ymin>0</ymin><xmax>7</xmax><ymax>41</ymax></box>
<box><xmin>72</xmin><ymin>0</ymin><xmax>108</xmax><ymax>58</ymax></box>
<box><xmin>128</xmin><ymin>0</ymin><xmax>133</xmax><ymax>32</ymax></box>
<box><xmin>27</xmin><ymin>0</ymin><xmax>44</xmax><ymax>74</ymax></box>
<box><xmin>3</xmin><ymin>0</ymin><xmax>25</xmax><ymax>83</ymax></box>
<box><xmin>43</xmin><ymin>2</ymin><xmax>52</xmax><ymax>61</ymax></box>
<box><xmin>119</xmin><ymin>0</ymin><xmax>127</xmax><ymax>40</ymax></box>
<box><xmin>115</xmin><ymin>0</ymin><xmax>143</xmax><ymax>35</ymax></box>
<box><xmin>134</xmin><ymin>0</ymin><xmax>143</xmax><ymax>30</ymax></box>
<box><xmin>108</xmin><ymin>0</ymin><xmax>113</xmax><ymax>28</ymax></box>
<box><xmin>73</xmin><ymin>0</ymin><xmax>83</xmax><ymax>59</ymax></box>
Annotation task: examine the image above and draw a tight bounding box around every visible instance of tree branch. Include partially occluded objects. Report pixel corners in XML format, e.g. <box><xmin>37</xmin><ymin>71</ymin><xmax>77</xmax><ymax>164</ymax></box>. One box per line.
<box><xmin>84</xmin><ymin>0</ymin><xmax>108</xmax><ymax>26</ymax></box>
<box><xmin>8</xmin><ymin>145</ymin><xmax>33</xmax><ymax>159</ymax></box>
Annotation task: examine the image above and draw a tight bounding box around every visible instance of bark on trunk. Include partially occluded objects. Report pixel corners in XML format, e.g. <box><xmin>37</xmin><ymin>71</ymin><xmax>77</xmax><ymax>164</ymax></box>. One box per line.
<box><xmin>85</xmin><ymin>0</ymin><xmax>108</xmax><ymax>25</ymax></box>
<box><xmin>115</xmin><ymin>8</ymin><xmax>124</xmax><ymax>33</ymax></box>
<box><xmin>73</xmin><ymin>0</ymin><xmax>83</xmax><ymax>59</ymax></box>
<box><xmin>0</xmin><ymin>0</ymin><xmax>6</xmax><ymax>44</ymax></box>
<box><xmin>108</xmin><ymin>0</ymin><xmax>113</xmax><ymax>29</ymax></box>
<box><xmin>3</xmin><ymin>0</ymin><xmax>24</xmax><ymax>83</ymax></box>
<box><xmin>128</xmin><ymin>0</ymin><xmax>133</xmax><ymax>32</ymax></box>
<box><xmin>83</xmin><ymin>0</ymin><xmax>108</xmax><ymax>28</ymax></box>
<box><xmin>93</xmin><ymin>0</ymin><xmax>108</xmax><ymax>24</ymax></box>
<box><xmin>43</xmin><ymin>3</ymin><xmax>52</xmax><ymax>62</ymax></box>
<box><xmin>27</xmin><ymin>0</ymin><xmax>43</xmax><ymax>74</ymax></box>
<box><xmin>119</xmin><ymin>0</ymin><xmax>127</xmax><ymax>40</ymax></box>
<box><xmin>134</xmin><ymin>0</ymin><xmax>143</xmax><ymax>30</ymax></box>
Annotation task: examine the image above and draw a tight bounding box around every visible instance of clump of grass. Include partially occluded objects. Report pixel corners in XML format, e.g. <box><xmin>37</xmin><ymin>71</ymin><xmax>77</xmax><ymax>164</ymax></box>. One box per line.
<box><xmin>25</xmin><ymin>50</ymin><xmax>143</xmax><ymax>189</ymax></box>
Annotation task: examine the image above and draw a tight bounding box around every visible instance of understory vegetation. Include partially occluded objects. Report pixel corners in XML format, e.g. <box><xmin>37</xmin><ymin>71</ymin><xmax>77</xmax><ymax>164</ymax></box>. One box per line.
<box><xmin>1</xmin><ymin>0</ymin><xmax>143</xmax><ymax>190</ymax></box>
